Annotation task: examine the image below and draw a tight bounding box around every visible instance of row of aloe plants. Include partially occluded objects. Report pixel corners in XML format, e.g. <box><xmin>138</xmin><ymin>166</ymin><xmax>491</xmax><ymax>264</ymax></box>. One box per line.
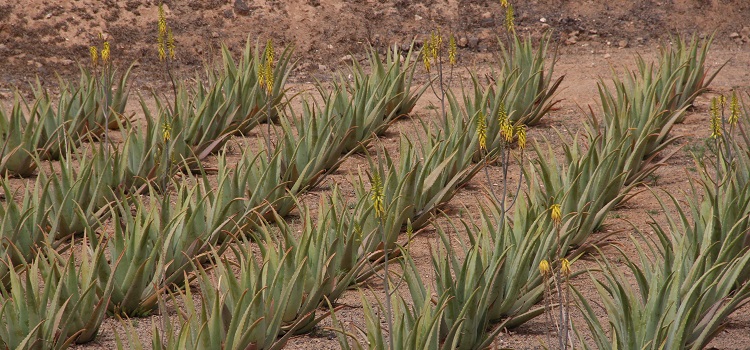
<box><xmin>329</xmin><ymin>34</ymin><xmax>722</xmax><ymax>350</ymax></box>
<box><xmin>0</xmin><ymin>36</ymin><xmax>427</xmax><ymax>349</ymax></box>
<box><xmin>575</xmin><ymin>92</ymin><xmax>750</xmax><ymax>349</ymax></box>
<box><xmin>0</xmin><ymin>65</ymin><xmax>131</xmax><ymax>177</ymax></box>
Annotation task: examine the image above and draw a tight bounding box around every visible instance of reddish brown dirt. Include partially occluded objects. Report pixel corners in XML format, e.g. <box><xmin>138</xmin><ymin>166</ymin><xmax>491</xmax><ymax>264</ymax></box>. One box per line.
<box><xmin>3</xmin><ymin>1</ymin><xmax>750</xmax><ymax>349</ymax></box>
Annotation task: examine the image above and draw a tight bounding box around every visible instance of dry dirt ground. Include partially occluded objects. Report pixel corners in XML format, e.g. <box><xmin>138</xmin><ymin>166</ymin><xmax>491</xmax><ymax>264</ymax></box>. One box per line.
<box><xmin>3</xmin><ymin>1</ymin><xmax>750</xmax><ymax>349</ymax></box>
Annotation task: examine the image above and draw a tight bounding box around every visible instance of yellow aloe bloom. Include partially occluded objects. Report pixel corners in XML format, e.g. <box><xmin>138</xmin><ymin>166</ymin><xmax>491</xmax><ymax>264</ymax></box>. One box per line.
<box><xmin>371</xmin><ymin>174</ymin><xmax>385</xmax><ymax>218</ymax></box>
<box><xmin>500</xmin><ymin>0</ymin><xmax>509</xmax><ymax>8</ymax></box>
<box><xmin>101</xmin><ymin>41</ymin><xmax>110</xmax><ymax>64</ymax></box>
<box><xmin>710</xmin><ymin>97</ymin><xmax>722</xmax><ymax>139</ymax></box>
<box><xmin>261</xmin><ymin>40</ymin><xmax>275</xmax><ymax>92</ymax></box>
<box><xmin>429</xmin><ymin>30</ymin><xmax>442</xmax><ymax>60</ymax></box>
<box><xmin>516</xmin><ymin>124</ymin><xmax>527</xmax><ymax>149</ymax></box>
<box><xmin>730</xmin><ymin>91</ymin><xmax>740</xmax><ymax>126</ymax></box>
<box><xmin>561</xmin><ymin>258</ymin><xmax>572</xmax><ymax>277</ymax></box>
<box><xmin>157</xmin><ymin>33</ymin><xmax>166</xmax><ymax>61</ymax></box>
<box><xmin>448</xmin><ymin>34</ymin><xmax>457</xmax><ymax>66</ymax></box>
<box><xmin>158</xmin><ymin>3</ymin><xmax>167</xmax><ymax>37</ymax></box>
<box><xmin>477</xmin><ymin>112</ymin><xmax>488</xmax><ymax>151</ymax></box>
<box><xmin>500</xmin><ymin>119</ymin><xmax>513</xmax><ymax>143</ymax></box>
<box><xmin>422</xmin><ymin>45</ymin><xmax>432</xmax><ymax>72</ymax></box>
<box><xmin>167</xmin><ymin>28</ymin><xmax>175</xmax><ymax>60</ymax></box>
<box><xmin>505</xmin><ymin>4</ymin><xmax>515</xmax><ymax>35</ymax></box>
<box><xmin>539</xmin><ymin>259</ymin><xmax>551</xmax><ymax>279</ymax></box>
<box><xmin>550</xmin><ymin>203</ymin><xmax>562</xmax><ymax>225</ymax></box>
<box><xmin>162</xmin><ymin>121</ymin><xmax>172</xmax><ymax>142</ymax></box>
<box><xmin>89</xmin><ymin>46</ymin><xmax>99</xmax><ymax>66</ymax></box>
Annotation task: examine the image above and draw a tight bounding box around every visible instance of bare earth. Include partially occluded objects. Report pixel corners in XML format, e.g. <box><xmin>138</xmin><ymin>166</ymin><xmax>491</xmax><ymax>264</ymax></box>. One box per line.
<box><xmin>3</xmin><ymin>0</ymin><xmax>750</xmax><ymax>349</ymax></box>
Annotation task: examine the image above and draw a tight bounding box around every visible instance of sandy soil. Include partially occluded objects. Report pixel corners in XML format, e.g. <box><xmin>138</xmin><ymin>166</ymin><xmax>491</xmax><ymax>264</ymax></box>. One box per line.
<box><xmin>3</xmin><ymin>1</ymin><xmax>750</xmax><ymax>349</ymax></box>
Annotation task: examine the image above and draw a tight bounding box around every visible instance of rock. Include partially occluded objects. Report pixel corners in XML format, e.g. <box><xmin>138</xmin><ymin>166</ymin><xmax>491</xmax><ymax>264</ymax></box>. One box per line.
<box><xmin>730</xmin><ymin>32</ymin><xmax>740</xmax><ymax>39</ymax></box>
<box><xmin>339</xmin><ymin>54</ymin><xmax>353</xmax><ymax>64</ymax></box>
<box><xmin>60</xmin><ymin>58</ymin><xmax>74</xmax><ymax>66</ymax></box>
<box><xmin>540</xmin><ymin>17</ymin><xmax>547</xmax><ymax>23</ymax></box>
<box><xmin>414</xmin><ymin>14</ymin><xmax>422</xmax><ymax>21</ymax></box>
<box><xmin>481</xmin><ymin>11</ymin><xmax>492</xmax><ymax>20</ymax></box>
<box><xmin>318</xmin><ymin>64</ymin><xmax>328</xmax><ymax>71</ymax></box>
<box><xmin>234</xmin><ymin>0</ymin><xmax>251</xmax><ymax>16</ymax></box>
<box><xmin>618</xmin><ymin>40</ymin><xmax>628</xmax><ymax>48</ymax></box>
<box><xmin>0</xmin><ymin>44</ymin><xmax>6</xmax><ymax>50</ymax></box>
<box><xmin>604</xmin><ymin>53</ymin><xmax>611</xmax><ymax>59</ymax></box>
<box><xmin>589</xmin><ymin>29</ymin><xmax>598</xmax><ymax>34</ymax></box>
<box><xmin>401</xmin><ymin>42</ymin><xmax>411</xmax><ymax>51</ymax></box>
<box><xmin>211</xmin><ymin>31</ymin><xmax>219</xmax><ymax>38</ymax></box>
<box><xmin>569</xmin><ymin>30</ymin><xmax>580</xmax><ymax>37</ymax></box>
<box><xmin>541</xmin><ymin>23</ymin><xmax>550</xmax><ymax>29</ymax></box>
<box><xmin>635</xmin><ymin>37</ymin><xmax>645</xmax><ymax>44</ymax></box>
<box><xmin>223</xmin><ymin>9</ymin><xmax>234</xmax><ymax>19</ymax></box>
<box><xmin>565</xmin><ymin>37</ymin><xmax>577</xmax><ymax>45</ymax></box>
<box><xmin>458</xmin><ymin>36</ymin><xmax>468</xmax><ymax>48</ymax></box>
<box><xmin>742</xmin><ymin>26</ymin><xmax>750</xmax><ymax>37</ymax></box>
<box><xmin>467</xmin><ymin>36</ymin><xmax>479</xmax><ymax>49</ymax></box>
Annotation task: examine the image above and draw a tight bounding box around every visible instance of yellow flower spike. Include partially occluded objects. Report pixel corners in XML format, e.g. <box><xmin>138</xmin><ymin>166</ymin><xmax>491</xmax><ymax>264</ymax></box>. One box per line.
<box><xmin>500</xmin><ymin>119</ymin><xmax>513</xmax><ymax>143</ymax></box>
<box><xmin>501</xmin><ymin>0</ymin><xmax>509</xmax><ymax>8</ymax></box>
<box><xmin>561</xmin><ymin>258</ymin><xmax>572</xmax><ymax>278</ymax></box>
<box><xmin>710</xmin><ymin>97</ymin><xmax>722</xmax><ymax>139</ymax></box>
<box><xmin>516</xmin><ymin>124</ymin><xmax>527</xmax><ymax>149</ymax></box>
<box><xmin>371</xmin><ymin>174</ymin><xmax>385</xmax><ymax>219</ymax></box>
<box><xmin>448</xmin><ymin>33</ymin><xmax>457</xmax><ymax>66</ymax></box>
<box><xmin>550</xmin><ymin>203</ymin><xmax>562</xmax><ymax>225</ymax></box>
<box><xmin>101</xmin><ymin>41</ymin><xmax>110</xmax><ymax>64</ymax></box>
<box><xmin>539</xmin><ymin>259</ymin><xmax>551</xmax><ymax>279</ymax></box>
<box><xmin>167</xmin><ymin>28</ymin><xmax>175</xmax><ymax>60</ymax></box>
<box><xmin>89</xmin><ymin>46</ymin><xmax>98</xmax><ymax>66</ymax></box>
<box><xmin>157</xmin><ymin>31</ymin><xmax>166</xmax><ymax>61</ymax></box>
<box><xmin>477</xmin><ymin>112</ymin><xmax>488</xmax><ymax>151</ymax></box>
<box><xmin>505</xmin><ymin>4</ymin><xmax>516</xmax><ymax>35</ymax></box>
<box><xmin>422</xmin><ymin>44</ymin><xmax>432</xmax><ymax>72</ymax></box>
<box><xmin>260</xmin><ymin>40</ymin><xmax>275</xmax><ymax>93</ymax></box>
<box><xmin>162</xmin><ymin>121</ymin><xmax>172</xmax><ymax>142</ymax></box>
<box><xmin>430</xmin><ymin>30</ymin><xmax>442</xmax><ymax>60</ymax></box>
<box><xmin>264</xmin><ymin>39</ymin><xmax>275</xmax><ymax>64</ymax></box>
<box><xmin>730</xmin><ymin>91</ymin><xmax>740</xmax><ymax>126</ymax></box>
<box><xmin>158</xmin><ymin>3</ymin><xmax>167</xmax><ymax>37</ymax></box>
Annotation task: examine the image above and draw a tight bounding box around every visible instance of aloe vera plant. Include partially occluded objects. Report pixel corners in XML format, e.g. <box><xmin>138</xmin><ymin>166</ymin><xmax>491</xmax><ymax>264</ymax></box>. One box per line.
<box><xmin>205</xmin><ymin>145</ymin><xmax>296</xmax><ymax>238</ymax></box>
<box><xmin>356</xmin><ymin>120</ymin><xmax>484</xmax><ymax>251</ymax></box>
<box><xmin>0</xmin><ymin>178</ymin><xmax>48</xmax><ymax>285</ymax></box>
<box><xmin>277</xmin><ymin>98</ymin><xmax>354</xmax><ymax>190</ymax></box>
<box><xmin>321</xmin><ymin>75</ymin><xmax>390</xmax><ymax>153</ymax></box>
<box><xmin>70</xmin><ymin>64</ymin><xmax>133</xmax><ymax>133</ymax></box>
<box><xmin>357</xmin><ymin>44</ymin><xmax>426</xmax><ymax>120</ymax></box>
<box><xmin>527</xmin><ymin>133</ymin><xmax>630</xmax><ymax>249</ymax></box>
<box><xmin>575</xmin><ymin>226</ymin><xmax>750</xmax><ymax>350</ymax></box>
<box><xmin>0</xmin><ymin>241</ymin><xmax>112</xmax><ymax>348</ymax></box>
<box><xmin>483</xmin><ymin>32</ymin><xmax>563</xmax><ymax>127</ymax></box>
<box><xmin>209</xmin><ymin>39</ymin><xmax>295</xmax><ymax>134</ymax></box>
<box><xmin>40</xmin><ymin>148</ymin><xmax>109</xmax><ymax>240</ymax></box>
<box><xmin>91</xmin><ymin>181</ymin><xmax>231</xmax><ymax>317</ymax></box>
<box><xmin>425</xmin><ymin>199</ymin><xmax>556</xmax><ymax>348</ymax></box>
<box><xmin>153</xmin><ymin>243</ymin><xmax>302</xmax><ymax>350</ymax></box>
<box><xmin>652</xmin><ymin>35</ymin><xmax>722</xmax><ymax>121</ymax></box>
<box><xmin>248</xmin><ymin>190</ymin><xmax>378</xmax><ymax>334</ymax></box>
<box><xmin>95</xmin><ymin>194</ymin><xmax>164</xmax><ymax>317</ymax></box>
<box><xmin>597</xmin><ymin>61</ymin><xmax>686</xmax><ymax>174</ymax></box>
<box><xmin>334</xmin><ymin>254</ymin><xmax>462</xmax><ymax>350</ymax></box>
<box><xmin>0</xmin><ymin>97</ymin><xmax>43</xmax><ymax>177</ymax></box>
